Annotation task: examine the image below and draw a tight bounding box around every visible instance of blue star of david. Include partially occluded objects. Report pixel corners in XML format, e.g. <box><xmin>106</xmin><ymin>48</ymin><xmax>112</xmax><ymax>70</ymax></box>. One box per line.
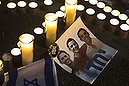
<box><xmin>24</xmin><ymin>78</ymin><xmax>40</xmax><ymax>86</ymax></box>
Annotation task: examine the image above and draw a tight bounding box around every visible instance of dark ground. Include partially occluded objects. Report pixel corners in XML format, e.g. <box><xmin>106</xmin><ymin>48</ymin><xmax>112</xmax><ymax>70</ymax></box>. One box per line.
<box><xmin>0</xmin><ymin>0</ymin><xmax>129</xmax><ymax>86</ymax></box>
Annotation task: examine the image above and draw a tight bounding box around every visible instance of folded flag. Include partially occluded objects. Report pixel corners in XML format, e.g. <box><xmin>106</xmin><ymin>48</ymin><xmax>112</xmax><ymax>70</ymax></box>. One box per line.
<box><xmin>2</xmin><ymin>56</ymin><xmax>58</xmax><ymax>86</ymax></box>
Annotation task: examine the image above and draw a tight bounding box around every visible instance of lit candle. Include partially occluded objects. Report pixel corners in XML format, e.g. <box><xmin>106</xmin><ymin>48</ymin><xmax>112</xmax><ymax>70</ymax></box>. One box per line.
<box><xmin>96</xmin><ymin>2</ymin><xmax>105</xmax><ymax>9</ymax></box>
<box><xmin>119</xmin><ymin>24</ymin><xmax>129</xmax><ymax>38</ymax></box>
<box><xmin>89</xmin><ymin>0</ymin><xmax>98</xmax><ymax>5</ymax></box>
<box><xmin>65</xmin><ymin>0</ymin><xmax>77</xmax><ymax>28</ymax></box>
<box><xmin>0</xmin><ymin>60</ymin><xmax>4</xmax><ymax>72</ymax></box>
<box><xmin>108</xmin><ymin>18</ymin><xmax>119</xmax><ymax>32</ymax></box>
<box><xmin>118</xmin><ymin>14</ymin><xmax>128</xmax><ymax>21</ymax></box>
<box><xmin>97</xmin><ymin>13</ymin><xmax>106</xmax><ymax>20</ymax></box>
<box><xmin>19</xmin><ymin>33</ymin><xmax>34</xmax><ymax>65</ymax></box>
<box><xmin>44</xmin><ymin>0</ymin><xmax>53</xmax><ymax>5</ymax></box>
<box><xmin>111</xmin><ymin>10</ymin><xmax>120</xmax><ymax>16</ymax></box>
<box><xmin>45</xmin><ymin>13</ymin><xmax>58</xmax><ymax>46</ymax></box>
<box><xmin>126</xmin><ymin>18</ymin><xmax>129</xmax><ymax>25</ymax></box>
<box><xmin>103</xmin><ymin>6</ymin><xmax>112</xmax><ymax>13</ymax></box>
<box><xmin>17</xmin><ymin>1</ymin><xmax>27</xmax><ymax>14</ymax></box>
<box><xmin>34</xmin><ymin>27</ymin><xmax>44</xmax><ymax>35</ymax></box>
<box><xmin>7</xmin><ymin>2</ymin><xmax>16</xmax><ymax>9</ymax></box>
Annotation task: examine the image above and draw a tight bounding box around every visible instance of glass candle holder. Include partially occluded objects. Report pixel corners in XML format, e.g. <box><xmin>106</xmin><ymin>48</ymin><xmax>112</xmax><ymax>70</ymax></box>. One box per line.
<box><xmin>65</xmin><ymin>0</ymin><xmax>77</xmax><ymax>28</ymax></box>
<box><xmin>45</xmin><ymin>13</ymin><xmax>58</xmax><ymax>47</ymax></box>
<box><xmin>19</xmin><ymin>33</ymin><xmax>34</xmax><ymax>65</ymax></box>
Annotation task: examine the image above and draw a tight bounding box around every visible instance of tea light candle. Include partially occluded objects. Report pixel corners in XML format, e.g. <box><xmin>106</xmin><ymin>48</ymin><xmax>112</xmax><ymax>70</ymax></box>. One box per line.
<box><xmin>103</xmin><ymin>6</ymin><xmax>112</xmax><ymax>13</ymax></box>
<box><xmin>118</xmin><ymin>14</ymin><xmax>128</xmax><ymax>21</ymax></box>
<box><xmin>65</xmin><ymin>0</ymin><xmax>77</xmax><ymax>28</ymax></box>
<box><xmin>120</xmin><ymin>24</ymin><xmax>129</xmax><ymax>38</ymax></box>
<box><xmin>89</xmin><ymin>0</ymin><xmax>98</xmax><ymax>5</ymax></box>
<box><xmin>107</xmin><ymin>18</ymin><xmax>119</xmax><ymax>32</ymax></box>
<box><xmin>45</xmin><ymin>13</ymin><xmax>58</xmax><ymax>46</ymax></box>
<box><xmin>96</xmin><ymin>2</ymin><xmax>105</xmax><ymax>9</ymax></box>
<box><xmin>111</xmin><ymin>10</ymin><xmax>120</xmax><ymax>16</ymax></box>
<box><xmin>28</xmin><ymin>2</ymin><xmax>38</xmax><ymax>9</ymax></box>
<box><xmin>7</xmin><ymin>2</ymin><xmax>16</xmax><ymax>9</ymax></box>
<box><xmin>97</xmin><ymin>13</ymin><xmax>106</xmax><ymax>20</ymax></box>
<box><xmin>86</xmin><ymin>8</ymin><xmax>95</xmax><ymax>15</ymax></box>
<box><xmin>126</xmin><ymin>19</ymin><xmax>129</xmax><ymax>25</ymax></box>
<box><xmin>11</xmin><ymin>48</ymin><xmax>21</xmax><ymax>56</ymax></box>
<box><xmin>34</xmin><ymin>27</ymin><xmax>44</xmax><ymax>35</ymax></box>
<box><xmin>56</xmin><ymin>11</ymin><xmax>65</xmax><ymax>18</ymax></box>
<box><xmin>77</xmin><ymin>4</ymin><xmax>85</xmax><ymax>11</ymax></box>
<box><xmin>19</xmin><ymin>34</ymin><xmax>34</xmax><ymax>65</ymax></box>
<box><xmin>60</xmin><ymin>6</ymin><xmax>65</xmax><ymax>12</ymax></box>
<box><xmin>110</xmin><ymin>18</ymin><xmax>119</xmax><ymax>26</ymax></box>
<box><xmin>17</xmin><ymin>1</ymin><xmax>26</xmax><ymax>8</ymax></box>
<box><xmin>44</xmin><ymin>0</ymin><xmax>53</xmax><ymax>6</ymax></box>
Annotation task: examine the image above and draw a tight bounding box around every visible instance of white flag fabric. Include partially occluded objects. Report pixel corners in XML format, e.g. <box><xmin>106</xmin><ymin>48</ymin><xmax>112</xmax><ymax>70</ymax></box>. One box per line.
<box><xmin>2</xmin><ymin>56</ymin><xmax>58</xmax><ymax>86</ymax></box>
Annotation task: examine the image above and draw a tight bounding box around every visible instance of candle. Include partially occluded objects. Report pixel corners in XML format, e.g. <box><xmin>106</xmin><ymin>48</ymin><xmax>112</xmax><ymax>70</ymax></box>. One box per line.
<box><xmin>118</xmin><ymin>14</ymin><xmax>128</xmax><ymax>21</ymax></box>
<box><xmin>119</xmin><ymin>24</ymin><xmax>129</xmax><ymax>38</ymax></box>
<box><xmin>34</xmin><ymin>27</ymin><xmax>44</xmax><ymax>35</ymax></box>
<box><xmin>107</xmin><ymin>18</ymin><xmax>119</xmax><ymax>32</ymax></box>
<box><xmin>65</xmin><ymin>0</ymin><xmax>77</xmax><ymax>28</ymax></box>
<box><xmin>17</xmin><ymin>1</ymin><xmax>27</xmax><ymax>14</ymax></box>
<box><xmin>97</xmin><ymin>13</ymin><xmax>106</xmax><ymax>20</ymax></box>
<box><xmin>19</xmin><ymin>33</ymin><xmax>34</xmax><ymax>65</ymax></box>
<box><xmin>0</xmin><ymin>60</ymin><xmax>4</xmax><ymax>72</ymax></box>
<box><xmin>126</xmin><ymin>19</ymin><xmax>129</xmax><ymax>25</ymax></box>
<box><xmin>103</xmin><ymin>6</ymin><xmax>112</xmax><ymax>13</ymax></box>
<box><xmin>111</xmin><ymin>10</ymin><xmax>120</xmax><ymax>16</ymax></box>
<box><xmin>89</xmin><ymin>0</ymin><xmax>98</xmax><ymax>5</ymax></box>
<box><xmin>7</xmin><ymin>2</ymin><xmax>16</xmax><ymax>9</ymax></box>
<box><xmin>44</xmin><ymin>0</ymin><xmax>53</xmax><ymax>5</ymax></box>
<box><xmin>45</xmin><ymin>13</ymin><xmax>58</xmax><ymax>46</ymax></box>
<box><xmin>96</xmin><ymin>2</ymin><xmax>105</xmax><ymax>9</ymax></box>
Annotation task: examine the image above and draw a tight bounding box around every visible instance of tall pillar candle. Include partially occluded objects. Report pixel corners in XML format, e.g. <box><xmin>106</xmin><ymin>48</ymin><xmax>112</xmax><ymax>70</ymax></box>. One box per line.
<box><xmin>45</xmin><ymin>13</ymin><xmax>58</xmax><ymax>47</ymax></box>
<box><xmin>65</xmin><ymin>0</ymin><xmax>77</xmax><ymax>28</ymax></box>
<box><xmin>19</xmin><ymin>34</ymin><xmax>34</xmax><ymax>65</ymax></box>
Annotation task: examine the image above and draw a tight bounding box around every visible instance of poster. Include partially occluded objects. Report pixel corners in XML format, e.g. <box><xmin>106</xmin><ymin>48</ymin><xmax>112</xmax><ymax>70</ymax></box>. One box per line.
<box><xmin>53</xmin><ymin>17</ymin><xmax>118</xmax><ymax>84</ymax></box>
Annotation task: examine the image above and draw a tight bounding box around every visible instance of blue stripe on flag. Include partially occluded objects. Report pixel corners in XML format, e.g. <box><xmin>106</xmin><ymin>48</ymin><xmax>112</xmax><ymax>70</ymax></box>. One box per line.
<box><xmin>44</xmin><ymin>56</ymin><xmax>55</xmax><ymax>86</ymax></box>
<box><xmin>7</xmin><ymin>69</ymin><xmax>18</xmax><ymax>86</ymax></box>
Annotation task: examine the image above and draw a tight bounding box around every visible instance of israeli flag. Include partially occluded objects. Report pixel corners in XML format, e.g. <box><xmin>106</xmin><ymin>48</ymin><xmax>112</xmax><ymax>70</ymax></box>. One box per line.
<box><xmin>2</xmin><ymin>56</ymin><xmax>58</xmax><ymax>86</ymax></box>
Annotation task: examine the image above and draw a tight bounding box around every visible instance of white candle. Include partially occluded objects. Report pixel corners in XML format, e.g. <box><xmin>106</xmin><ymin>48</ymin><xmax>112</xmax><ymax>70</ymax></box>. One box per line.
<box><xmin>11</xmin><ymin>48</ymin><xmax>21</xmax><ymax>56</ymax></box>
<box><xmin>34</xmin><ymin>27</ymin><xmax>44</xmax><ymax>35</ymax></box>
<box><xmin>28</xmin><ymin>2</ymin><xmax>38</xmax><ymax>9</ymax></box>
<box><xmin>97</xmin><ymin>13</ymin><xmax>106</xmax><ymax>20</ymax></box>
<box><xmin>86</xmin><ymin>8</ymin><xmax>95</xmax><ymax>15</ymax></box>
<box><xmin>65</xmin><ymin>0</ymin><xmax>77</xmax><ymax>28</ymax></box>
<box><xmin>19</xmin><ymin>34</ymin><xmax>34</xmax><ymax>65</ymax></box>
<box><xmin>126</xmin><ymin>19</ymin><xmax>129</xmax><ymax>25</ymax></box>
<box><xmin>111</xmin><ymin>10</ymin><xmax>120</xmax><ymax>16</ymax></box>
<box><xmin>118</xmin><ymin>14</ymin><xmax>128</xmax><ymax>21</ymax></box>
<box><xmin>77</xmin><ymin>4</ymin><xmax>85</xmax><ymax>11</ymax></box>
<box><xmin>96</xmin><ymin>2</ymin><xmax>105</xmax><ymax>9</ymax></box>
<box><xmin>45</xmin><ymin>13</ymin><xmax>58</xmax><ymax>46</ymax></box>
<box><xmin>110</xmin><ymin>18</ymin><xmax>119</xmax><ymax>26</ymax></box>
<box><xmin>103</xmin><ymin>6</ymin><xmax>112</xmax><ymax>13</ymax></box>
<box><xmin>89</xmin><ymin>0</ymin><xmax>98</xmax><ymax>5</ymax></box>
<box><xmin>44</xmin><ymin>0</ymin><xmax>53</xmax><ymax>5</ymax></box>
<box><xmin>17</xmin><ymin>1</ymin><xmax>26</xmax><ymax>8</ymax></box>
<box><xmin>120</xmin><ymin>24</ymin><xmax>129</xmax><ymax>31</ymax></box>
<box><xmin>7</xmin><ymin>2</ymin><xmax>16</xmax><ymax>9</ymax></box>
